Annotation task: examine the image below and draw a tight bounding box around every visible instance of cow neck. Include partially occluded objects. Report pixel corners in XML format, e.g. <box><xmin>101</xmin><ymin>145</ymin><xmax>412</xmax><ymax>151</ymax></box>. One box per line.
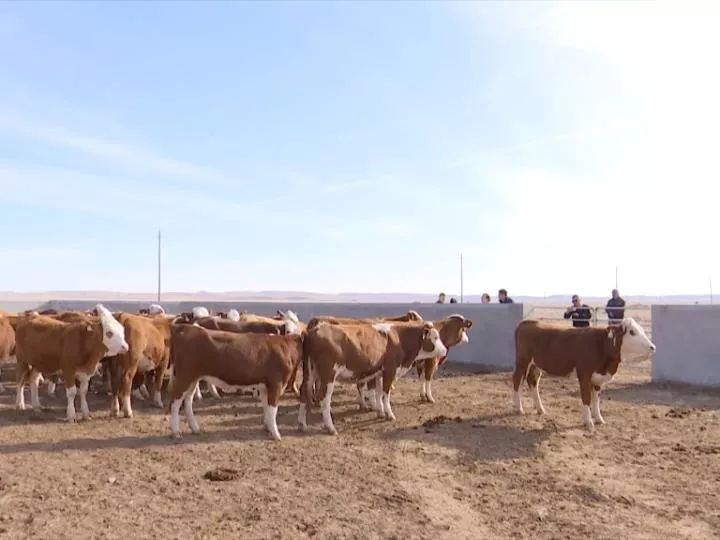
<box><xmin>600</xmin><ymin>328</ymin><xmax>624</xmax><ymax>376</ymax></box>
<box><xmin>394</xmin><ymin>324</ymin><xmax>424</xmax><ymax>367</ymax></box>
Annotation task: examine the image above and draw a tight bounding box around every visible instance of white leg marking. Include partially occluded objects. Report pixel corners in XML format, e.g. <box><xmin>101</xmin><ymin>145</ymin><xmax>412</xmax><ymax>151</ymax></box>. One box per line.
<box><xmin>421</xmin><ymin>380</ymin><xmax>428</xmax><ymax>400</ymax></box>
<box><xmin>514</xmin><ymin>390</ymin><xmax>524</xmax><ymax>414</ymax></box>
<box><xmin>16</xmin><ymin>381</ymin><xmax>26</xmax><ymax>410</ymax></box>
<box><xmin>267</xmin><ymin>405</ymin><xmax>281</xmax><ymax>441</ymax></box>
<box><xmin>153</xmin><ymin>390</ymin><xmax>163</xmax><ymax>408</ymax></box>
<box><xmin>169</xmin><ymin>398</ymin><xmax>183</xmax><ymax>438</ymax></box>
<box><xmin>373</xmin><ymin>387</ymin><xmax>385</xmax><ymax>418</ymax></box>
<box><xmin>132</xmin><ymin>388</ymin><xmax>144</xmax><ymax>401</ymax></box>
<box><xmin>193</xmin><ymin>382</ymin><xmax>202</xmax><ymax>401</ymax></box>
<box><xmin>47</xmin><ymin>381</ymin><xmax>56</xmax><ymax>396</ymax></box>
<box><xmin>259</xmin><ymin>385</ymin><xmax>269</xmax><ymax>430</ymax></box>
<box><xmin>582</xmin><ymin>405</ymin><xmax>594</xmax><ymax>430</ymax></box>
<box><xmin>298</xmin><ymin>403</ymin><xmax>308</xmax><ymax>431</ymax></box>
<box><xmin>111</xmin><ymin>395</ymin><xmax>120</xmax><ymax>416</ymax></box>
<box><xmin>321</xmin><ymin>382</ymin><xmax>337</xmax><ymax>435</ymax></box>
<box><xmin>122</xmin><ymin>394</ymin><xmax>133</xmax><ymax>418</ymax></box>
<box><xmin>184</xmin><ymin>391</ymin><xmax>200</xmax><ymax>434</ymax></box>
<box><xmin>531</xmin><ymin>382</ymin><xmax>546</xmax><ymax>415</ymax></box>
<box><xmin>30</xmin><ymin>372</ymin><xmax>42</xmax><ymax>409</ymax></box>
<box><xmin>357</xmin><ymin>385</ymin><xmax>366</xmax><ymax>410</ymax></box>
<box><xmin>77</xmin><ymin>373</ymin><xmax>92</xmax><ymax>420</ymax></box>
<box><xmin>591</xmin><ymin>389</ymin><xmax>605</xmax><ymax>424</ymax></box>
<box><xmin>139</xmin><ymin>383</ymin><xmax>150</xmax><ymax>400</ymax></box>
<box><xmin>208</xmin><ymin>382</ymin><xmax>221</xmax><ymax>399</ymax></box>
<box><xmin>425</xmin><ymin>380</ymin><xmax>435</xmax><ymax>404</ymax></box>
<box><xmin>65</xmin><ymin>385</ymin><xmax>78</xmax><ymax>422</ymax></box>
<box><xmin>382</xmin><ymin>392</ymin><xmax>396</xmax><ymax>421</ymax></box>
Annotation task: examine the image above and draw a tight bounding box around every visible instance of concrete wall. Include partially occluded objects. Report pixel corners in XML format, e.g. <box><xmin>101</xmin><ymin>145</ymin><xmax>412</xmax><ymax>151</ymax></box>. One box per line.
<box><xmin>38</xmin><ymin>300</ymin><xmax>524</xmax><ymax>369</ymax></box>
<box><xmin>652</xmin><ymin>305</ymin><xmax>720</xmax><ymax>387</ymax></box>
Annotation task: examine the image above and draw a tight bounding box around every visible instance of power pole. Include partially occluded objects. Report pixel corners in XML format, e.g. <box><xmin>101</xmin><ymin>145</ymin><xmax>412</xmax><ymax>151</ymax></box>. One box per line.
<box><xmin>615</xmin><ymin>265</ymin><xmax>618</xmax><ymax>290</ymax></box>
<box><xmin>157</xmin><ymin>229</ymin><xmax>162</xmax><ymax>304</ymax></box>
<box><xmin>460</xmin><ymin>253</ymin><xmax>464</xmax><ymax>304</ymax></box>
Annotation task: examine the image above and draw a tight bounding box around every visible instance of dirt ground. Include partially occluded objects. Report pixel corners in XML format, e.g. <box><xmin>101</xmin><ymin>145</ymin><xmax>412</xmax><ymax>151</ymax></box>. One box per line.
<box><xmin>0</xmin><ymin>361</ymin><xmax>719</xmax><ymax>540</ymax></box>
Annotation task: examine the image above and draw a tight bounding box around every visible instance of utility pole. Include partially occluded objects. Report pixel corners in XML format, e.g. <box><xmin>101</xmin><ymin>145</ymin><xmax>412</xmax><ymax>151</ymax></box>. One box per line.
<box><xmin>710</xmin><ymin>275</ymin><xmax>713</xmax><ymax>305</ymax></box>
<box><xmin>460</xmin><ymin>253</ymin><xmax>464</xmax><ymax>304</ymax></box>
<box><xmin>157</xmin><ymin>229</ymin><xmax>162</xmax><ymax>304</ymax></box>
<box><xmin>615</xmin><ymin>265</ymin><xmax>618</xmax><ymax>290</ymax></box>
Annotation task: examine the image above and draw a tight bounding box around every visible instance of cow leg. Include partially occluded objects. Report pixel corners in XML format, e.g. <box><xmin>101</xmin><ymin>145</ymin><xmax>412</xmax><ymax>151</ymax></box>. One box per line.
<box><xmin>527</xmin><ymin>365</ymin><xmax>546</xmax><ymax>415</ymax></box>
<box><xmin>258</xmin><ymin>385</ymin><xmax>269</xmax><ymax>431</ymax></box>
<box><xmin>381</xmin><ymin>371</ymin><xmax>397</xmax><ymax>421</ymax></box>
<box><xmin>356</xmin><ymin>383</ymin><xmax>370</xmax><ymax>411</ymax></box>
<box><xmin>46</xmin><ymin>374</ymin><xmax>58</xmax><ymax>397</ymax></box>
<box><xmin>192</xmin><ymin>381</ymin><xmax>202</xmax><ymax>401</ymax></box>
<box><xmin>512</xmin><ymin>361</ymin><xmax>527</xmax><ymax>415</ymax></box>
<box><xmin>372</xmin><ymin>377</ymin><xmax>385</xmax><ymax>417</ymax></box>
<box><xmin>591</xmin><ymin>385</ymin><xmax>605</xmax><ymax>424</ymax></box>
<box><xmin>320</xmin><ymin>380</ymin><xmax>337</xmax><ymax>435</ymax></box>
<box><xmin>183</xmin><ymin>387</ymin><xmax>200</xmax><ymax>434</ymax></box>
<box><xmin>63</xmin><ymin>371</ymin><xmax>78</xmax><ymax>423</ymax></box>
<box><xmin>109</xmin><ymin>358</ymin><xmax>121</xmax><ymax>417</ymax></box>
<box><xmin>298</xmin><ymin>361</ymin><xmax>315</xmax><ymax>432</ymax></box>
<box><xmin>152</xmin><ymin>365</ymin><xmax>166</xmax><ymax>409</ymax></box>
<box><xmin>207</xmin><ymin>381</ymin><xmax>221</xmax><ymax>400</ymax></box>
<box><xmin>422</xmin><ymin>357</ymin><xmax>439</xmax><ymax>403</ymax></box>
<box><xmin>15</xmin><ymin>363</ymin><xmax>31</xmax><ymax>410</ymax></box>
<box><xmin>264</xmin><ymin>383</ymin><xmax>283</xmax><ymax>441</ymax></box>
<box><xmin>29</xmin><ymin>370</ymin><xmax>43</xmax><ymax>409</ymax></box>
<box><xmin>578</xmin><ymin>375</ymin><xmax>594</xmax><ymax>430</ymax></box>
<box><xmin>120</xmin><ymin>368</ymin><xmax>136</xmax><ymax>419</ymax></box>
<box><xmin>77</xmin><ymin>372</ymin><xmax>92</xmax><ymax>420</ymax></box>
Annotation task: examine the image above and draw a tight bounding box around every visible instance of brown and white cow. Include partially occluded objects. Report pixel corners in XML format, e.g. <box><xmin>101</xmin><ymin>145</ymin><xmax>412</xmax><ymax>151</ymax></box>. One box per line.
<box><xmin>166</xmin><ymin>319</ymin><xmax>303</xmax><ymax>440</ymax></box>
<box><xmin>0</xmin><ymin>315</ymin><xmax>16</xmax><ymax>392</ymax></box>
<box><xmin>14</xmin><ymin>304</ymin><xmax>129</xmax><ymax>422</ymax></box>
<box><xmin>513</xmin><ymin>317</ymin><xmax>656</xmax><ymax>430</ymax></box>
<box><xmin>107</xmin><ymin>313</ymin><xmax>172</xmax><ymax>418</ymax></box>
<box><xmin>414</xmin><ymin>314</ymin><xmax>473</xmax><ymax>403</ymax></box>
<box><xmin>299</xmin><ymin>321</ymin><xmax>447</xmax><ymax>435</ymax></box>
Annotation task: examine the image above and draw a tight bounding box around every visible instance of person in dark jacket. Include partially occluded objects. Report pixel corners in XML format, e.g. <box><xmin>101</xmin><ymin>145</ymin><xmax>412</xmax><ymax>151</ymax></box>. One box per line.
<box><xmin>498</xmin><ymin>289</ymin><xmax>513</xmax><ymax>304</ymax></box>
<box><xmin>564</xmin><ymin>294</ymin><xmax>592</xmax><ymax>328</ymax></box>
<box><xmin>605</xmin><ymin>289</ymin><xmax>626</xmax><ymax>326</ymax></box>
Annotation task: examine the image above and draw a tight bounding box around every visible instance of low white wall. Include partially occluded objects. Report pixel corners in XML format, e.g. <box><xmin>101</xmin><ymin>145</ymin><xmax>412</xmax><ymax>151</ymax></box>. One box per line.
<box><xmin>39</xmin><ymin>300</ymin><xmax>524</xmax><ymax>370</ymax></box>
<box><xmin>651</xmin><ymin>305</ymin><xmax>720</xmax><ymax>387</ymax></box>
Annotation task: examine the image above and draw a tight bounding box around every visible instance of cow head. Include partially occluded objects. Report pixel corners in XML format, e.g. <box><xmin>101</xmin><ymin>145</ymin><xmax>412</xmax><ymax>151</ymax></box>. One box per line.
<box><xmin>279</xmin><ymin>310</ymin><xmax>301</xmax><ymax>335</ymax></box>
<box><xmin>406</xmin><ymin>310</ymin><xmax>424</xmax><ymax>322</ymax></box>
<box><xmin>192</xmin><ymin>306</ymin><xmax>210</xmax><ymax>319</ymax></box>
<box><xmin>439</xmin><ymin>314</ymin><xmax>473</xmax><ymax>348</ymax></box>
<box><xmin>227</xmin><ymin>309</ymin><xmax>241</xmax><ymax>321</ymax></box>
<box><xmin>610</xmin><ymin>318</ymin><xmax>656</xmax><ymax>360</ymax></box>
<box><xmin>416</xmin><ymin>323</ymin><xmax>448</xmax><ymax>361</ymax></box>
<box><xmin>149</xmin><ymin>304</ymin><xmax>165</xmax><ymax>316</ymax></box>
<box><xmin>95</xmin><ymin>304</ymin><xmax>129</xmax><ymax>356</ymax></box>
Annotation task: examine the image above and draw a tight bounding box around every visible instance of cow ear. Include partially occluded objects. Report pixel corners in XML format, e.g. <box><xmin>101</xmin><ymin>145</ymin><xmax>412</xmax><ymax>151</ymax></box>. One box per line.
<box><xmin>464</xmin><ymin>320</ymin><xmax>473</xmax><ymax>328</ymax></box>
<box><xmin>86</xmin><ymin>325</ymin><xmax>93</xmax><ymax>333</ymax></box>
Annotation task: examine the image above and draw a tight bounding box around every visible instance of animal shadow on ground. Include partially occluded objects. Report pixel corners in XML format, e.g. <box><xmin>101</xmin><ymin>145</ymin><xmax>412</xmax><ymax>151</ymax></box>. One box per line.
<box><xmin>604</xmin><ymin>381</ymin><xmax>720</xmax><ymax>409</ymax></box>
<box><xmin>382</xmin><ymin>414</ymin><xmax>553</xmax><ymax>462</ymax></box>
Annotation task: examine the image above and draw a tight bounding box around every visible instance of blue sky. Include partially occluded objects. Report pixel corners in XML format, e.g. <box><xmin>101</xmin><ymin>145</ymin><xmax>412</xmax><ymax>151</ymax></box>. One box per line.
<box><xmin>1</xmin><ymin>1</ymin><xmax>718</xmax><ymax>296</ymax></box>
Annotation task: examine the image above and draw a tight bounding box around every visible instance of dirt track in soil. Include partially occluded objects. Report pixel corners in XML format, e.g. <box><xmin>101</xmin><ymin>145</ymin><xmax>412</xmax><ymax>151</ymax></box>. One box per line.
<box><xmin>0</xmin><ymin>362</ymin><xmax>719</xmax><ymax>540</ymax></box>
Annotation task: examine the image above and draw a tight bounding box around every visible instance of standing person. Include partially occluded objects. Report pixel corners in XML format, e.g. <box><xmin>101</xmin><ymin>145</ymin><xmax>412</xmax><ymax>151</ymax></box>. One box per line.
<box><xmin>481</xmin><ymin>293</ymin><xmax>491</xmax><ymax>304</ymax></box>
<box><xmin>436</xmin><ymin>292</ymin><xmax>446</xmax><ymax>304</ymax></box>
<box><xmin>498</xmin><ymin>289</ymin><xmax>514</xmax><ymax>304</ymax></box>
<box><xmin>449</xmin><ymin>297</ymin><xmax>458</xmax><ymax>304</ymax></box>
<box><xmin>605</xmin><ymin>289</ymin><xmax>626</xmax><ymax>326</ymax></box>
<box><xmin>564</xmin><ymin>294</ymin><xmax>593</xmax><ymax>328</ymax></box>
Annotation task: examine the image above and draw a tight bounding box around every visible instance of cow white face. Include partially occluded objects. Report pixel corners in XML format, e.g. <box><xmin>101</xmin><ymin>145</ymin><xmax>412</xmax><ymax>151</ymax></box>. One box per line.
<box><xmin>618</xmin><ymin>317</ymin><xmax>656</xmax><ymax>359</ymax></box>
<box><xmin>281</xmin><ymin>311</ymin><xmax>301</xmax><ymax>335</ymax></box>
<box><xmin>149</xmin><ymin>304</ymin><xmax>165</xmax><ymax>315</ymax></box>
<box><xmin>417</xmin><ymin>325</ymin><xmax>448</xmax><ymax>361</ymax></box>
<box><xmin>227</xmin><ymin>309</ymin><xmax>240</xmax><ymax>322</ymax></box>
<box><xmin>95</xmin><ymin>304</ymin><xmax>129</xmax><ymax>356</ymax></box>
<box><xmin>192</xmin><ymin>306</ymin><xmax>210</xmax><ymax>319</ymax></box>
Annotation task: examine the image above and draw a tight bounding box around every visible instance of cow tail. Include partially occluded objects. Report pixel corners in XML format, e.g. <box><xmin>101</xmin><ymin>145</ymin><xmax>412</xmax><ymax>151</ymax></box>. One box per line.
<box><xmin>301</xmin><ymin>335</ymin><xmax>313</xmax><ymax>410</ymax></box>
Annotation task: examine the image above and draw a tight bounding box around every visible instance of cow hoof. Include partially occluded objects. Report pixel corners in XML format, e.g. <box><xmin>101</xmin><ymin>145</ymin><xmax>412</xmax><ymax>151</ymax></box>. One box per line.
<box><xmin>326</xmin><ymin>428</ymin><xmax>338</xmax><ymax>436</ymax></box>
<box><xmin>66</xmin><ymin>417</ymin><xmax>77</xmax><ymax>424</ymax></box>
<box><xmin>594</xmin><ymin>417</ymin><xmax>606</xmax><ymax>425</ymax></box>
<box><xmin>123</xmin><ymin>412</ymin><xmax>134</xmax><ymax>419</ymax></box>
<box><xmin>426</xmin><ymin>396</ymin><xmax>436</xmax><ymax>404</ymax></box>
<box><xmin>16</xmin><ymin>405</ymin><xmax>26</xmax><ymax>411</ymax></box>
<box><xmin>298</xmin><ymin>424</ymin><xmax>308</xmax><ymax>433</ymax></box>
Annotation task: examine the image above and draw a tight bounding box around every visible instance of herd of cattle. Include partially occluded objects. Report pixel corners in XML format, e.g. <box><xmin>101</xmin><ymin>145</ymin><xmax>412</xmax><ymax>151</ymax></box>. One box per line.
<box><xmin>0</xmin><ymin>304</ymin><xmax>656</xmax><ymax>440</ymax></box>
